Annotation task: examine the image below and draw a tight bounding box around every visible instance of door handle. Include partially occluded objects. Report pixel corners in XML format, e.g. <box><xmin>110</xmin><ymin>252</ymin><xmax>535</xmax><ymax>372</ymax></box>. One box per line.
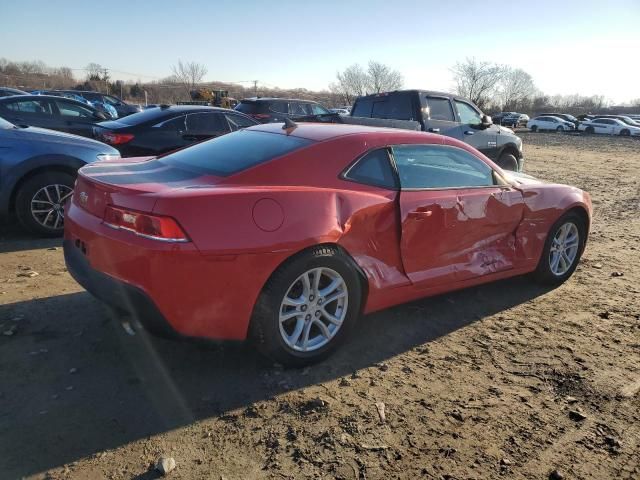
<box><xmin>428</xmin><ymin>127</ymin><xmax>440</xmax><ymax>133</ymax></box>
<box><xmin>408</xmin><ymin>209</ymin><xmax>433</xmax><ymax>219</ymax></box>
<box><xmin>464</xmin><ymin>130</ymin><xmax>475</xmax><ymax>135</ymax></box>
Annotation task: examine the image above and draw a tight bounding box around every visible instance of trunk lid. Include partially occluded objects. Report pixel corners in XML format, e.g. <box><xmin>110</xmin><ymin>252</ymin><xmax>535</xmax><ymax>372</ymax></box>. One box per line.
<box><xmin>74</xmin><ymin>158</ymin><xmax>222</xmax><ymax>219</ymax></box>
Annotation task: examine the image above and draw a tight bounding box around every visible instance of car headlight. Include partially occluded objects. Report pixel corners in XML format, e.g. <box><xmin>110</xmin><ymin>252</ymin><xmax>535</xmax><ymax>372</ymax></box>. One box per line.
<box><xmin>96</xmin><ymin>153</ymin><xmax>121</xmax><ymax>162</ymax></box>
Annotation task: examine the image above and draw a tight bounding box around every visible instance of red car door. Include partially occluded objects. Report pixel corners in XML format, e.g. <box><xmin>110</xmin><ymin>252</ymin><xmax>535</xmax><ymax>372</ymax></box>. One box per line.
<box><xmin>392</xmin><ymin>144</ymin><xmax>524</xmax><ymax>288</ymax></box>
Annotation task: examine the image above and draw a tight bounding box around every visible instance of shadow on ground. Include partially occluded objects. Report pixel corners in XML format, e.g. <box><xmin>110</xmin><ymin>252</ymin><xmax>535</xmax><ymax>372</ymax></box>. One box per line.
<box><xmin>0</xmin><ymin>277</ymin><xmax>551</xmax><ymax>477</ymax></box>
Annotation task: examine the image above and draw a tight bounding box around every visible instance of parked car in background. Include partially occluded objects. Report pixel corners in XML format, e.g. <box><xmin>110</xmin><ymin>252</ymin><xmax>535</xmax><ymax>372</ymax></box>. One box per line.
<box><xmin>64</xmin><ymin>122</ymin><xmax>591</xmax><ymax>365</ymax></box>
<box><xmin>501</xmin><ymin>113</ymin><xmax>529</xmax><ymax>127</ymax></box>
<box><xmin>527</xmin><ymin>116</ymin><xmax>575</xmax><ymax>132</ymax></box>
<box><xmin>585</xmin><ymin>114</ymin><xmax>640</xmax><ymax>127</ymax></box>
<box><xmin>0</xmin><ymin>95</ymin><xmax>108</xmax><ymax>137</ymax></box>
<box><xmin>31</xmin><ymin>89</ymin><xmax>118</xmax><ymax>120</ymax></box>
<box><xmin>329</xmin><ymin>107</ymin><xmax>351</xmax><ymax>115</ymax></box>
<box><xmin>61</xmin><ymin>90</ymin><xmax>141</xmax><ymax>117</ymax></box>
<box><xmin>345</xmin><ymin>90</ymin><xmax>524</xmax><ymax>171</ymax></box>
<box><xmin>0</xmin><ymin>116</ymin><xmax>119</xmax><ymax>236</ymax></box>
<box><xmin>0</xmin><ymin>87</ymin><xmax>28</xmax><ymax>97</ymax></box>
<box><xmin>491</xmin><ymin>112</ymin><xmax>517</xmax><ymax>125</ymax></box>
<box><xmin>93</xmin><ymin>105</ymin><xmax>258</xmax><ymax>157</ymax></box>
<box><xmin>579</xmin><ymin>117</ymin><xmax>640</xmax><ymax>136</ymax></box>
<box><xmin>539</xmin><ymin>112</ymin><xmax>579</xmax><ymax>127</ymax></box>
<box><xmin>235</xmin><ymin>97</ymin><xmax>331</xmax><ymax>123</ymax></box>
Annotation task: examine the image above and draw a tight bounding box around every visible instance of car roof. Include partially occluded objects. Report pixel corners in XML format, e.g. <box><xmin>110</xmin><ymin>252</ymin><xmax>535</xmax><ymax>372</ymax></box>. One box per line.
<box><xmin>0</xmin><ymin>94</ymin><xmax>93</xmax><ymax>104</ymax></box>
<box><xmin>355</xmin><ymin>89</ymin><xmax>470</xmax><ymax>101</ymax></box>
<box><xmin>248</xmin><ymin>121</ymin><xmax>440</xmax><ymax>142</ymax></box>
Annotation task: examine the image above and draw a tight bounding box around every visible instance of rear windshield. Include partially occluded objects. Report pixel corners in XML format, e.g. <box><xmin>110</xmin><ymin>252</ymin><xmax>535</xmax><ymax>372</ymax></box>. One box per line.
<box><xmin>158</xmin><ymin>129</ymin><xmax>313</xmax><ymax>176</ymax></box>
<box><xmin>235</xmin><ymin>102</ymin><xmax>267</xmax><ymax>115</ymax></box>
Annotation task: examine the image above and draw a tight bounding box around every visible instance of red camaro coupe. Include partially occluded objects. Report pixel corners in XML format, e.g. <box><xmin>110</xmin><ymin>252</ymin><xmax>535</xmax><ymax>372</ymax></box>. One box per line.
<box><xmin>64</xmin><ymin>122</ymin><xmax>591</xmax><ymax>365</ymax></box>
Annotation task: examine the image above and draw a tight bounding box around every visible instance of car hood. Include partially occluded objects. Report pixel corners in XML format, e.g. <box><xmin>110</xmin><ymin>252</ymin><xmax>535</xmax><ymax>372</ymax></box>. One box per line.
<box><xmin>503</xmin><ymin>170</ymin><xmax>545</xmax><ymax>186</ymax></box>
<box><xmin>19</xmin><ymin>126</ymin><xmax>117</xmax><ymax>151</ymax></box>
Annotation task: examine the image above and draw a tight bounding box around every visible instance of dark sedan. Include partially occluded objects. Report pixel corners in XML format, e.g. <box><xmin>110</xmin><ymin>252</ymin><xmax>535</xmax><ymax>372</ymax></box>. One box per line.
<box><xmin>0</xmin><ymin>116</ymin><xmax>120</xmax><ymax>236</ymax></box>
<box><xmin>0</xmin><ymin>95</ymin><xmax>107</xmax><ymax>138</ymax></box>
<box><xmin>92</xmin><ymin>105</ymin><xmax>258</xmax><ymax>157</ymax></box>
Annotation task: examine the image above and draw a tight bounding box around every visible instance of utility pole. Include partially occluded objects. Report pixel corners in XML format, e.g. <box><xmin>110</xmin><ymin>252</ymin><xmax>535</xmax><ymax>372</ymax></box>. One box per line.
<box><xmin>253</xmin><ymin>80</ymin><xmax>258</xmax><ymax>97</ymax></box>
<box><xmin>102</xmin><ymin>68</ymin><xmax>109</xmax><ymax>94</ymax></box>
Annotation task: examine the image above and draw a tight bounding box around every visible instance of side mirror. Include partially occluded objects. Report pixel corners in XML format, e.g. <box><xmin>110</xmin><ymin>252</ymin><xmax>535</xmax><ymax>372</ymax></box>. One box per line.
<box><xmin>481</xmin><ymin>114</ymin><xmax>493</xmax><ymax>127</ymax></box>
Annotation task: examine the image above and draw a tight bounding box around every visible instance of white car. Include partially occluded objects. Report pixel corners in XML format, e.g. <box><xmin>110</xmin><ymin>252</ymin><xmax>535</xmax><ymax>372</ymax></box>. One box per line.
<box><xmin>330</xmin><ymin>108</ymin><xmax>350</xmax><ymax>116</ymax></box>
<box><xmin>578</xmin><ymin>118</ymin><xmax>640</xmax><ymax>136</ymax></box>
<box><xmin>527</xmin><ymin>116</ymin><xmax>575</xmax><ymax>132</ymax></box>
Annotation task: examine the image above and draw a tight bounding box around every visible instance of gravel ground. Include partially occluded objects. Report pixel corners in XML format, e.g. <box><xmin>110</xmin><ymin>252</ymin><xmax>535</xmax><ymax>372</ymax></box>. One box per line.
<box><xmin>0</xmin><ymin>132</ymin><xmax>639</xmax><ymax>480</ymax></box>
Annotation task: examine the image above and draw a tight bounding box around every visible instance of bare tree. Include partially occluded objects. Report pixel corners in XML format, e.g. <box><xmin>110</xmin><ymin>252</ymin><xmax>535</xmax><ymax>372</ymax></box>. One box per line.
<box><xmin>498</xmin><ymin>68</ymin><xmax>536</xmax><ymax>110</ymax></box>
<box><xmin>451</xmin><ymin>58</ymin><xmax>505</xmax><ymax>109</ymax></box>
<box><xmin>330</xmin><ymin>61</ymin><xmax>403</xmax><ymax>105</ymax></box>
<box><xmin>171</xmin><ymin>60</ymin><xmax>208</xmax><ymax>94</ymax></box>
<box><xmin>86</xmin><ymin>63</ymin><xmax>104</xmax><ymax>81</ymax></box>
<box><xmin>330</xmin><ymin>63</ymin><xmax>369</xmax><ymax>105</ymax></box>
<box><xmin>366</xmin><ymin>61</ymin><xmax>403</xmax><ymax>94</ymax></box>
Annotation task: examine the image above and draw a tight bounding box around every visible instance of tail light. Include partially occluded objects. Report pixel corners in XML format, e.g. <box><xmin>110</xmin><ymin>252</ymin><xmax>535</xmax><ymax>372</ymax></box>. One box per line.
<box><xmin>103</xmin><ymin>206</ymin><xmax>189</xmax><ymax>243</ymax></box>
<box><xmin>250</xmin><ymin>114</ymin><xmax>270</xmax><ymax>120</ymax></box>
<box><xmin>101</xmin><ymin>132</ymin><xmax>135</xmax><ymax>145</ymax></box>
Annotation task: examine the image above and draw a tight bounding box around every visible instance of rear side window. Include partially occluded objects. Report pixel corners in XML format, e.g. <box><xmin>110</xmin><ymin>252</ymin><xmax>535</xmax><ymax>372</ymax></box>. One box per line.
<box><xmin>454</xmin><ymin>100</ymin><xmax>482</xmax><ymax>126</ymax></box>
<box><xmin>235</xmin><ymin>102</ymin><xmax>262</xmax><ymax>115</ymax></box>
<box><xmin>186</xmin><ymin>112</ymin><xmax>226</xmax><ymax>133</ymax></box>
<box><xmin>426</xmin><ymin>97</ymin><xmax>454</xmax><ymax>121</ymax></box>
<box><xmin>2</xmin><ymin>98</ymin><xmax>53</xmax><ymax>115</ymax></box>
<box><xmin>56</xmin><ymin>100</ymin><xmax>94</xmax><ymax>118</ymax></box>
<box><xmin>289</xmin><ymin>102</ymin><xmax>309</xmax><ymax>115</ymax></box>
<box><xmin>225</xmin><ymin>113</ymin><xmax>257</xmax><ymax>130</ymax></box>
<box><xmin>352</xmin><ymin>98</ymin><xmax>373</xmax><ymax>117</ymax></box>
<box><xmin>269</xmin><ymin>101</ymin><xmax>289</xmax><ymax>114</ymax></box>
<box><xmin>343</xmin><ymin>149</ymin><xmax>397</xmax><ymax>189</ymax></box>
<box><xmin>158</xmin><ymin>129</ymin><xmax>314</xmax><ymax>176</ymax></box>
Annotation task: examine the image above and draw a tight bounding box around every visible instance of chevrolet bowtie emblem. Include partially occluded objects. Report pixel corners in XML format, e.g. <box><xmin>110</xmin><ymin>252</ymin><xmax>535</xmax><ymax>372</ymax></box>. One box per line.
<box><xmin>79</xmin><ymin>191</ymin><xmax>88</xmax><ymax>205</ymax></box>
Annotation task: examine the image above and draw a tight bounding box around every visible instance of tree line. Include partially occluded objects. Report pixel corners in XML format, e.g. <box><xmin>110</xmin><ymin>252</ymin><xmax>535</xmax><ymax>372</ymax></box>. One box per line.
<box><xmin>1</xmin><ymin>57</ymin><xmax>638</xmax><ymax>114</ymax></box>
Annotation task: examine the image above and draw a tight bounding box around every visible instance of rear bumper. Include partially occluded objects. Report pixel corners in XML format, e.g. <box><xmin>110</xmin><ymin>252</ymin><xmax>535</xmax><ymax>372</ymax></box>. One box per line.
<box><xmin>64</xmin><ymin>238</ymin><xmax>178</xmax><ymax>337</ymax></box>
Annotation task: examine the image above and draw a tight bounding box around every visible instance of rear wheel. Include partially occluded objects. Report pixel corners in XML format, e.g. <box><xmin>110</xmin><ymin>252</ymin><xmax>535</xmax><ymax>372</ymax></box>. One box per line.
<box><xmin>585</xmin><ymin>126</ymin><xmax>594</xmax><ymax>134</ymax></box>
<box><xmin>534</xmin><ymin>212</ymin><xmax>586</xmax><ymax>285</ymax></box>
<box><xmin>497</xmin><ymin>153</ymin><xmax>519</xmax><ymax>171</ymax></box>
<box><xmin>620</xmin><ymin>129</ymin><xmax>630</xmax><ymax>136</ymax></box>
<box><xmin>15</xmin><ymin>171</ymin><xmax>75</xmax><ymax>237</ymax></box>
<box><xmin>556</xmin><ymin>125</ymin><xmax>564</xmax><ymax>132</ymax></box>
<box><xmin>530</xmin><ymin>125</ymin><xmax>538</xmax><ymax>132</ymax></box>
<box><xmin>250</xmin><ymin>246</ymin><xmax>362</xmax><ymax>367</ymax></box>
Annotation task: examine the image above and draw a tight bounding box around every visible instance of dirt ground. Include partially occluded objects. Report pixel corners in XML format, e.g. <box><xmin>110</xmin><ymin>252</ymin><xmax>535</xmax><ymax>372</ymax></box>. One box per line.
<box><xmin>1</xmin><ymin>132</ymin><xmax>639</xmax><ymax>480</ymax></box>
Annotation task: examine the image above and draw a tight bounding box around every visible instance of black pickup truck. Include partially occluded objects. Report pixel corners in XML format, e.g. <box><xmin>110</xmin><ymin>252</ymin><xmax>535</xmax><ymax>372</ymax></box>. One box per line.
<box><xmin>304</xmin><ymin>90</ymin><xmax>524</xmax><ymax>171</ymax></box>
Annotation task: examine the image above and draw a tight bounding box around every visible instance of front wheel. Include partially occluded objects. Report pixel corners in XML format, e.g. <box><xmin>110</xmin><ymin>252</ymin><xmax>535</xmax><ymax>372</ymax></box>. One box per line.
<box><xmin>534</xmin><ymin>212</ymin><xmax>586</xmax><ymax>285</ymax></box>
<box><xmin>620</xmin><ymin>129</ymin><xmax>630</xmax><ymax>136</ymax></box>
<box><xmin>15</xmin><ymin>171</ymin><xmax>75</xmax><ymax>237</ymax></box>
<box><xmin>556</xmin><ymin>126</ymin><xmax>564</xmax><ymax>132</ymax></box>
<box><xmin>250</xmin><ymin>246</ymin><xmax>362</xmax><ymax>366</ymax></box>
<box><xmin>497</xmin><ymin>153</ymin><xmax>519</xmax><ymax>171</ymax></box>
<box><xmin>530</xmin><ymin>125</ymin><xmax>538</xmax><ymax>132</ymax></box>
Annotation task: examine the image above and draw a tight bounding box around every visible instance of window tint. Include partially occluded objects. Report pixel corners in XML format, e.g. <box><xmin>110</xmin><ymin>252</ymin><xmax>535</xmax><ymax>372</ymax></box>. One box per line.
<box><xmin>56</xmin><ymin>100</ymin><xmax>93</xmax><ymax>118</ymax></box>
<box><xmin>158</xmin><ymin>129</ymin><xmax>313</xmax><ymax>176</ymax></box>
<box><xmin>225</xmin><ymin>113</ymin><xmax>257</xmax><ymax>131</ymax></box>
<box><xmin>103</xmin><ymin>95</ymin><xmax>121</xmax><ymax>106</ymax></box>
<box><xmin>454</xmin><ymin>101</ymin><xmax>481</xmax><ymax>125</ymax></box>
<box><xmin>426</xmin><ymin>97</ymin><xmax>454</xmax><ymax>121</ymax></box>
<box><xmin>392</xmin><ymin>145</ymin><xmax>494</xmax><ymax>189</ymax></box>
<box><xmin>80</xmin><ymin>92</ymin><xmax>101</xmax><ymax>102</ymax></box>
<box><xmin>235</xmin><ymin>102</ymin><xmax>261</xmax><ymax>115</ymax></box>
<box><xmin>352</xmin><ymin>98</ymin><xmax>373</xmax><ymax>117</ymax></box>
<box><xmin>269</xmin><ymin>100</ymin><xmax>288</xmax><ymax>114</ymax></box>
<box><xmin>289</xmin><ymin>102</ymin><xmax>309</xmax><ymax>116</ymax></box>
<box><xmin>155</xmin><ymin>115</ymin><xmax>186</xmax><ymax>131</ymax></box>
<box><xmin>309</xmin><ymin>103</ymin><xmax>329</xmax><ymax>115</ymax></box>
<box><xmin>186</xmin><ymin>112</ymin><xmax>226</xmax><ymax>133</ymax></box>
<box><xmin>344</xmin><ymin>149</ymin><xmax>397</xmax><ymax>189</ymax></box>
<box><xmin>3</xmin><ymin>99</ymin><xmax>53</xmax><ymax>115</ymax></box>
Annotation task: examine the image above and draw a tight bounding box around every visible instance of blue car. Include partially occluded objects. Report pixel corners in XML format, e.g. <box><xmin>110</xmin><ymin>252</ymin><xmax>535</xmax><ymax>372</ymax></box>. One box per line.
<box><xmin>0</xmin><ymin>116</ymin><xmax>120</xmax><ymax>236</ymax></box>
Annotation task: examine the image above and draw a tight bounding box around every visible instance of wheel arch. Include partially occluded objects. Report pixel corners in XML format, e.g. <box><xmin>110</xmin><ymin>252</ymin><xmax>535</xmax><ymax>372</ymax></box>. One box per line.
<box><xmin>4</xmin><ymin>155</ymin><xmax>85</xmax><ymax>216</ymax></box>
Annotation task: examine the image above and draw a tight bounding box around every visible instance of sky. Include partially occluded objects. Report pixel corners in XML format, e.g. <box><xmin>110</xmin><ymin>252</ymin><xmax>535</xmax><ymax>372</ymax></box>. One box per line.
<box><xmin>2</xmin><ymin>0</ymin><xmax>639</xmax><ymax>103</ymax></box>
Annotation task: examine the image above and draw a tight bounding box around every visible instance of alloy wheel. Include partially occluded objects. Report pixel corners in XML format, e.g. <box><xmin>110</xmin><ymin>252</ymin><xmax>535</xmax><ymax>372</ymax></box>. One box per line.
<box><xmin>30</xmin><ymin>184</ymin><xmax>73</xmax><ymax>231</ymax></box>
<box><xmin>279</xmin><ymin>267</ymin><xmax>348</xmax><ymax>352</ymax></box>
<box><xmin>549</xmin><ymin>222</ymin><xmax>579</xmax><ymax>276</ymax></box>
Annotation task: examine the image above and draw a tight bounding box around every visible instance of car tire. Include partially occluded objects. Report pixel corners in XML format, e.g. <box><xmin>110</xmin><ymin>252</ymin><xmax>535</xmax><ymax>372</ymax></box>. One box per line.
<box><xmin>556</xmin><ymin>126</ymin><xmax>564</xmax><ymax>132</ymax></box>
<box><xmin>496</xmin><ymin>153</ymin><xmax>519</xmax><ymax>171</ymax></box>
<box><xmin>250</xmin><ymin>245</ymin><xmax>362</xmax><ymax>367</ymax></box>
<box><xmin>620</xmin><ymin>129</ymin><xmax>630</xmax><ymax>136</ymax></box>
<box><xmin>15</xmin><ymin>171</ymin><xmax>75</xmax><ymax>237</ymax></box>
<box><xmin>585</xmin><ymin>126</ymin><xmax>594</xmax><ymax>134</ymax></box>
<box><xmin>533</xmin><ymin>211</ymin><xmax>586</xmax><ymax>285</ymax></box>
<box><xmin>530</xmin><ymin>125</ymin><xmax>538</xmax><ymax>132</ymax></box>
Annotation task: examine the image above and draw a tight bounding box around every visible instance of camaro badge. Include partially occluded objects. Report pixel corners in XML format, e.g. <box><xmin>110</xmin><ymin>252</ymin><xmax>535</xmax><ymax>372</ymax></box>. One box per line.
<box><xmin>79</xmin><ymin>191</ymin><xmax>88</xmax><ymax>205</ymax></box>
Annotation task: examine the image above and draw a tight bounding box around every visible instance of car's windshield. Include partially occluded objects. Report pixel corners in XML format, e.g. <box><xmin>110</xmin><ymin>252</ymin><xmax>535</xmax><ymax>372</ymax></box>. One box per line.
<box><xmin>0</xmin><ymin>116</ymin><xmax>15</xmax><ymax>129</ymax></box>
